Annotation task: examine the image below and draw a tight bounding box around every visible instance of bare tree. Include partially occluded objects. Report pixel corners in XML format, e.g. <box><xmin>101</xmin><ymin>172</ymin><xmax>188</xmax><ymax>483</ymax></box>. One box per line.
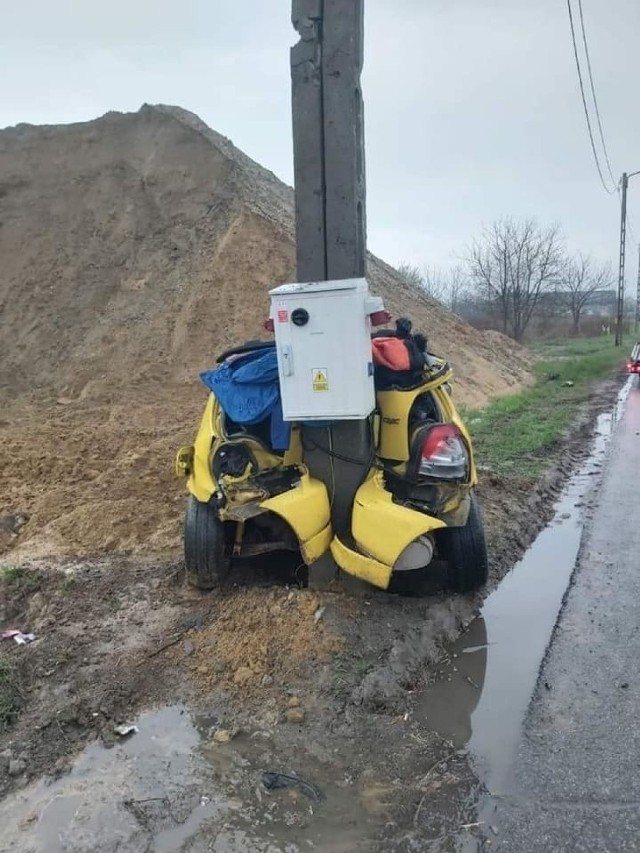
<box><xmin>420</xmin><ymin>266</ymin><xmax>452</xmax><ymax>305</ymax></box>
<box><xmin>447</xmin><ymin>265</ymin><xmax>467</xmax><ymax>314</ymax></box>
<box><xmin>559</xmin><ymin>254</ymin><xmax>614</xmax><ymax>334</ymax></box>
<box><xmin>397</xmin><ymin>263</ymin><xmax>446</xmax><ymax>304</ymax></box>
<box><xmin>466</xmin><ymin>219</ymin><xmax>565</xmax><ymax>342</ymax></box>
<box><xmin>397</xmin><ymin>263</ymin><xmax>423</xmax><ymax>289</ymax></box>
<box><xmin>397</xmin><ymin>263</ymin><xmax>468</xmax><ymax>311</ymax></box>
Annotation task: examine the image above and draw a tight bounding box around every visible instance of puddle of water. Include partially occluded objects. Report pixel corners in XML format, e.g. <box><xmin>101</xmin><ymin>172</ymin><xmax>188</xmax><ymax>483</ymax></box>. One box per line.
<box><xmin>416</xmin><ymin>379</ymin><xmax>632</xmax><ymax>795</ymax></box>
<box><xmin>0</xmin><ymin>706</ymin><xmax>234</xmax><ymax>853</ymax></box>
<box><xmin>0</xmin><ymin>703</ymin><xmax>388</xmax><ymax>853</ymax></box>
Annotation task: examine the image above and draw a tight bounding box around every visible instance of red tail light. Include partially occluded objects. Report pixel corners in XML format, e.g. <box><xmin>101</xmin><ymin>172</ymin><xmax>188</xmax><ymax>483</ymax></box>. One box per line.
<box><xmin>370</xmin><ymin>309</ymin><xmax>392</xmax><ymax>327</ymax></box>
<box><xmin>418</xmin><ymin>423</ymin><xmax>469</xmax><ymax>481</ymax></box>
<box><xmin>264</xmin><ymin>318</ymin><xmax>275</xmax><ymax>333</ymax></box>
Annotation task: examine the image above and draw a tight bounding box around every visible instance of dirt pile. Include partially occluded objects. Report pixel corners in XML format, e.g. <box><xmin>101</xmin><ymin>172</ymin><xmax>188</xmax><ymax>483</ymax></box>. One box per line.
<box><xmin>0</xmin><ymin>391</ymin><xmax>198</xmax><ymax>558</ymax></box>
<box><xmin>175</xmin><ymin>586</ymin><xmax>347</xmax><ymax>705</ymax></box>
<box><xmin>0</xmin><ymin>104</ymin><xmax>530</xmax><ymax>407</ymax></box>
<box><xmin>0</xmin><ymin>105</ymin><xmax>532</xmax><ymax>557</ymax></box>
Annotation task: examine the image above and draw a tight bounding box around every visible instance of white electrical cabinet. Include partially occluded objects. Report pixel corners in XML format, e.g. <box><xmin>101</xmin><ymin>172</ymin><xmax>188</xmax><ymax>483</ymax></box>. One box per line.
<box><xmin>269</xmin><ymin>278</ymin><xmax>383</xmax><ymax>421</ymax></box>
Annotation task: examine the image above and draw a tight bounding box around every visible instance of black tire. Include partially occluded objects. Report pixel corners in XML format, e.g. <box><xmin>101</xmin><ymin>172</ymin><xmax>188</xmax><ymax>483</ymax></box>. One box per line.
<box><xmin>438</xmin><ymin>491</ymin><xmax>488</xmax><ymax>593</ymax></box>
<box><xmin>184</xmin><ymin>495</ymin><xmax>231</xmax><ymax>590</ymax></box>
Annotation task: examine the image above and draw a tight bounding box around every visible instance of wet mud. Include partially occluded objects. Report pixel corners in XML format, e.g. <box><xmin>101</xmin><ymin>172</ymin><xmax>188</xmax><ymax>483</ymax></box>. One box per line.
<box><xmin>0</xmin><ymin>377</ymin><xmax>631</xmax><ymax>852</ymax></box>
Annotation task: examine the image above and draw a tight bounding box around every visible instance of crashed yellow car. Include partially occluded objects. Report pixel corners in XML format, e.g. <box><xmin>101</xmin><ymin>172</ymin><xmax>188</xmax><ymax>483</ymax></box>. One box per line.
<box><xmin>176</xmin><ymin>324</ymin><xmax>487</xmax><ymax>594</ymax></box>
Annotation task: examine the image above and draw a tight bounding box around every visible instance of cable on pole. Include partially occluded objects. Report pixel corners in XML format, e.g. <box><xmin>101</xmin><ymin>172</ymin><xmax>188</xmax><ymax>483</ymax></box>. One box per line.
<box><xmin>566</xmin><ymin>0</ymin><xmax>617</xmax><ymax>195</ymax></box>
<box><xmin>577</xmin><ymin>0</ymin><xmax>617</xmax><ymax>188</ymax></box>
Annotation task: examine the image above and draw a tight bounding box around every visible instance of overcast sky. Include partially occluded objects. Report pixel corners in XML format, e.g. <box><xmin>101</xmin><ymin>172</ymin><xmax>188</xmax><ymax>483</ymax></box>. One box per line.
<box><xmin>2</xmin><ymin>0</ymin><xmax>639</xmax><ymax>284</ymax></box>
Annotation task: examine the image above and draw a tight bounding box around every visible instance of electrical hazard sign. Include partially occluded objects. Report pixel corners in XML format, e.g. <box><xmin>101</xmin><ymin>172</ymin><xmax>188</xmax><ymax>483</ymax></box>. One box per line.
<box><xmin>312</xmin><ymin>368</ymin><xmax>329</xmax><ymax>392</ymax></box>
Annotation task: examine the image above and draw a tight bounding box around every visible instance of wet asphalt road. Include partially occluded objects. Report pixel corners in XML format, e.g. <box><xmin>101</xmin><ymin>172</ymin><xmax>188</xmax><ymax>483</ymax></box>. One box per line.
<box><xmin>490</xmin><ymin>380</ymin><xmax>640</xmax><ymax>851</ymax></box>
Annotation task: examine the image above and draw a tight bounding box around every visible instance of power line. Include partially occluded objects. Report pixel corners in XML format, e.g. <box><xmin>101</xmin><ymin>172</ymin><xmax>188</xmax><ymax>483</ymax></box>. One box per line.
<box><xmin>577</xmin><ymin>0</ymin><xmax>617</xmax><ymax>187</ymax></box>
<box><xmin>566</xmin><ymin>0</ymin><xmax>617</xmax><ymax>195</ymax></box>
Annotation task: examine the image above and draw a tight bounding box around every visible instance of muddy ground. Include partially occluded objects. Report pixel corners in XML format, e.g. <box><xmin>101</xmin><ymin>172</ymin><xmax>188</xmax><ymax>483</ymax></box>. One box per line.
<box><xmin>0</xmin><ymin>375</ymin><xmax>626</xmax><ymax>851</ymax></box>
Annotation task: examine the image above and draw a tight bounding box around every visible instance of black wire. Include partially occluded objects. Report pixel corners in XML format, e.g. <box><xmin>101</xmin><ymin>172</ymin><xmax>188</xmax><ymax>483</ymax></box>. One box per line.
<box><xmin>301</xmin><ymin>420</ymin><xmax>382</xmax><ymax>470</ymax></box>
<box><xmin>301</xmin><ymin>420</ymin><xmax>383</xmax><ymax>539</ymax></box>
<box><xmin>577</xmin><ymin>0</ymin><xmax>617</xmax><ymax>188</ymax></box>
<box><xmin>300</xmin><ymin>364</ymin><xmax>452</xmax><ymax>471</ymax></box>
<box><xmin>566</xmin><ymin>0</ymin><xmax>617</xmax><ymax>195</ymax></box>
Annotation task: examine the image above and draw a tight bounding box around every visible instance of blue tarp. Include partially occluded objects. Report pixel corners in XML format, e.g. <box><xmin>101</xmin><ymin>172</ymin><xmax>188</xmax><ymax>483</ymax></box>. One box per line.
<box><xmin>200</xmin><ymin>349</ymin><xmax>291</xmax><ymax>451</ymax></box>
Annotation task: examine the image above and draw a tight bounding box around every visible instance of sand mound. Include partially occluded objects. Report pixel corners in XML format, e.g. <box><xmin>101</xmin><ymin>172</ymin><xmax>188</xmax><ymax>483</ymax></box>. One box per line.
<box><xmin>0</xmin><ymin>105</ymin><xmax>532</xmax><ymax>557</ymax></box>
<box><xmin>0</xmin><ymin>104</ymin><xmax>529</xmax><ymax>406</ymax></box>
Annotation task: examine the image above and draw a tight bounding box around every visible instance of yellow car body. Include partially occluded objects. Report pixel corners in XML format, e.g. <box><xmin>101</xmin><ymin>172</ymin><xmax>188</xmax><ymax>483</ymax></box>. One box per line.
<box><xmin>177</xmin><ymin>358</ymin><xmax>482</xmax><ymax>592</ymax></box>
<box><xmin>176</xmin><ymin>393</ymin><xmax>331</xmax><ymax>565</ymax></box>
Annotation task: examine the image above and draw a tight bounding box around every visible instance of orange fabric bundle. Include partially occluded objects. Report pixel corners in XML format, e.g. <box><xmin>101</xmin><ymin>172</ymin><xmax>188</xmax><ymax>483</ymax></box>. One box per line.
<box><xmin>371</xmin><ymin>337</ymin><xmax>411</xmax><ymax>371</ymax></box>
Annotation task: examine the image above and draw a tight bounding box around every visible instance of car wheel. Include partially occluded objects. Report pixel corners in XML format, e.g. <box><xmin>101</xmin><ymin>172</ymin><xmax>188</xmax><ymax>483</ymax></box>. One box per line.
<box><xmin>438</xmin><ymin>491</ymin><xmax>488</xmax><ymax>593</ymax></box>
<box><xmin>184</xmin><ymin>495</ymin><xmax>231</xmax><ymax>590</ymax></box>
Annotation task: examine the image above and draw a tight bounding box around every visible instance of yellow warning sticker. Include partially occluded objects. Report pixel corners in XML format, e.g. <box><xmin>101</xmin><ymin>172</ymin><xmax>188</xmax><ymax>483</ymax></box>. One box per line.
<box><xmin>312</xmin><ymin>368</ymin><xmax>329</xmax><ymax>392</ymax></box>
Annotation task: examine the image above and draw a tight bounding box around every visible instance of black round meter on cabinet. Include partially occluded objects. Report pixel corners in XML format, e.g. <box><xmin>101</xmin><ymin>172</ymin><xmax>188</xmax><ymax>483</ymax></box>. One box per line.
<box><xmin>291</xmin><ymin>308</ymin><xmax>310</xmax><ymax>327</ymax></box>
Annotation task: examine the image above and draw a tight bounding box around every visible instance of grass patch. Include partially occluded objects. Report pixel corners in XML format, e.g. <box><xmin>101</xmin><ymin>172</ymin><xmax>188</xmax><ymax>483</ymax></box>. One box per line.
<box><xmin>0</xmin><ymin>656</ymin><xmax>22</xmax><ymax>730</ymax></box>
<box><xmin>0</xmin><ymin>564</ymin><xmax>40</xmax><ymax>594</ymax></box>
<box><xmin>330</xmin><ymin>650</ymin><xmax>373</xmax><ymax>700</ymax></box>
<box><xmin>529</xmin><ymin>336</ymin><xmax>630</xmax><ymax>360</ymax></box>
<box><xmin>466</xmin><ymin>337</ymin><xmax>626</xmax><ymax>479</ymax></box>
<box><xmin>1</xmin><ymin>565</ymin><xmax>25</xmax><ymax>583</ymax></box>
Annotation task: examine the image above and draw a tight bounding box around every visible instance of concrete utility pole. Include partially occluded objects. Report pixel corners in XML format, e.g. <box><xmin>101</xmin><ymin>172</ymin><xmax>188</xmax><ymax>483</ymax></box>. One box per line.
<box><xmin>291</xmin><ymin>0</ymin><xmax>366</xmax><ymax>282</ymax></box>
<box><xmin>290</xmin><ymin>0</ymin><xmax>370</xmax><ymax>538</ymax></box>
<box><xmin>635</xmin><ymin>244</ymin><xmax>640</xmax><ymax>335</ymax></box>
<box><xmin>615</xmin><ymin>172</ymin><xmax>628</xmax><ymax>347</ymax></box>
<box><xmin>615</xmin><ymin>170</ymin><xmax>640</xmax><ymax>346</ymax></box>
